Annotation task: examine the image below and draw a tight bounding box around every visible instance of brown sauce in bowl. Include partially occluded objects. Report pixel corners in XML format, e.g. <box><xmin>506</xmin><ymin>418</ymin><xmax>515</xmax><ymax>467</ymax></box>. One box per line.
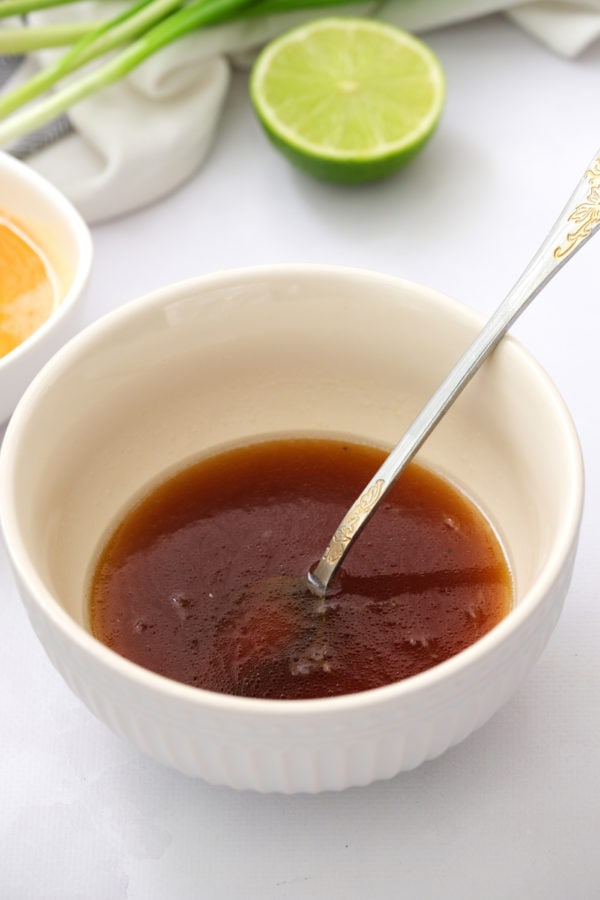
<box><xmin>89</xmin><ymin>438</ymin><xmax>512</xmax><ymax>699</ymax></box>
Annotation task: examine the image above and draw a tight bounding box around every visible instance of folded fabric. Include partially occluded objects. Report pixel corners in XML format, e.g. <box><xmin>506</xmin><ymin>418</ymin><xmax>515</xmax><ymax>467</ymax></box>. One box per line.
<box><xmin>1</xmin><ymin>0</ymin><xmax>598</xmax><ymax>222</ymax></box>
<box><xmin>507</xmin><ymin>1</ymin><xmax>600</xmax><ymax>55</ymax></box>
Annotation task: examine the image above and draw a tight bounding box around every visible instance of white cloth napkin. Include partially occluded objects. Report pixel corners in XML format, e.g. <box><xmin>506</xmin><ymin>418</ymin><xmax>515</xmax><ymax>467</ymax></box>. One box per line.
<box><xmin>2</xmin><ymin>0</ymin><xmax>599</xmax><ymax>222</ymax></box>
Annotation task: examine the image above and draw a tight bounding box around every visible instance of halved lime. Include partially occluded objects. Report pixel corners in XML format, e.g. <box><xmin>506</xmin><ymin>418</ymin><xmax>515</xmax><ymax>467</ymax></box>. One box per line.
<box><xmin>250</xmin><ymin>17</ymin><xmax>445</xmax><ymax>184</ymax></box>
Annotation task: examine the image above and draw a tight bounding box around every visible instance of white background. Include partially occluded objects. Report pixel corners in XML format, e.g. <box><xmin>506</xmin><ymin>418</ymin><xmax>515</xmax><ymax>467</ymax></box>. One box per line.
<box><xmin>2</xmin><ymin>13</ymin><xmax>600</xmax><ymax>898</ymax></box>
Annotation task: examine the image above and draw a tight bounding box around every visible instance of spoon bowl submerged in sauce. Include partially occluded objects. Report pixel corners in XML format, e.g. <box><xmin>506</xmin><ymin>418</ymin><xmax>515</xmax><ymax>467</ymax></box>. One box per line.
<box><xmin>0</xmin><ymin>263</ymin><xmax>583</xmax><ymax>792</ymax></box>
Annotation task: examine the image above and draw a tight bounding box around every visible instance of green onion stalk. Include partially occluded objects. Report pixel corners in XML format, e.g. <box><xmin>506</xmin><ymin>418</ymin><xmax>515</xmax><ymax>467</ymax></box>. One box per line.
<box><xmin>0</xmin><ymin>0</ymin><xmax>374</xmax><ymax>146</ymax></box>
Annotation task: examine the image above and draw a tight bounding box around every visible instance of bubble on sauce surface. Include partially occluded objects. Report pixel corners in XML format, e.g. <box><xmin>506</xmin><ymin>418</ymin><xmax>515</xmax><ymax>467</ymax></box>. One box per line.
<box><xmin>169</xmin><ymin>591</ymin><xmax>194</xmax><ymax>621</ymax></box>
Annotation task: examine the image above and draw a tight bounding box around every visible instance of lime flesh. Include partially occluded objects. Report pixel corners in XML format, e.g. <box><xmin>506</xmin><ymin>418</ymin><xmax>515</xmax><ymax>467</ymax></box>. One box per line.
<box><xmin>250</xmin><ymin>17</ymin><xmax>446</xmax><ymax>184</ymax></box>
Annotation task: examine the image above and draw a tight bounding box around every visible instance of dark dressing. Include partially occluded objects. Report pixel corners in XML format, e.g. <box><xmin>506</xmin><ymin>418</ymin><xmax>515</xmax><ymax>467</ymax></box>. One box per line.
<box><xmin>90</xmin><ymin>438</ymin><xmax>512</xmax><ymax>699</ymax></box>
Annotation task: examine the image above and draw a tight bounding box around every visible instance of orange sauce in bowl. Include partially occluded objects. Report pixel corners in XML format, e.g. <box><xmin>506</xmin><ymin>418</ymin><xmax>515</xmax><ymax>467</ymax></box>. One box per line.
<box><xmin>0</xmin><ymin>215</ymin><xmax>56</xmax><ymax>359</ymax></box>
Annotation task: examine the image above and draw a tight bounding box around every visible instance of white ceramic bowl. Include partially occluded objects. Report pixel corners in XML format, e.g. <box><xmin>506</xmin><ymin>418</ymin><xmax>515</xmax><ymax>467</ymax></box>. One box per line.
<box><xmin>0</xmin><ymin>265</ymin><xmax>583</xmax><ymax>793</ymax></box>
<box><xmin>0</xmin><ymin>152</ymin><xmax>92</xmax><ymax>423</ymax></box>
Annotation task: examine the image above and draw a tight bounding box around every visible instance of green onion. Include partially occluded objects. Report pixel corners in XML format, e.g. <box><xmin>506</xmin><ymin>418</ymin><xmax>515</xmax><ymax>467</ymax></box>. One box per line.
<box><xmin>0</xmin><ymin>0</ymin><xmax>185</xmax><ymax>118</ymax></box>
<box><xmin>0</xmin><ymin>0</ymin><xmax>373</xmax><ymax>147</ymax></box>
<box><xmin>0</xmin><ymin>23</ymin><xmax>93</xmax><ymax>52</ymax></box>
<box><xmin>0</xmin><ymin>0</ymin><xmax>87</xmax><ymax>18</ymax></box>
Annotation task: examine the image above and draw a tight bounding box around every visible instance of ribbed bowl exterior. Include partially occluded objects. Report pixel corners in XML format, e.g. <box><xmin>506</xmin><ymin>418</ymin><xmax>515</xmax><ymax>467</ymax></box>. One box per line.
<box><xmin>13</xmin><ymin>545</ymin><xmax>576</xmax><ymax>793</ymax></box>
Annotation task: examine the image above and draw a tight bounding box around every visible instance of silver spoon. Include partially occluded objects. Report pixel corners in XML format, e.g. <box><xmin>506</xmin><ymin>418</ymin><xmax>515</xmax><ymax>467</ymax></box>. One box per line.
<box><xmin>230</xmin><ymin>150</ymin><xmax>600</xmax><ymax>683</ymax></box>
<box><xmin>307</xmin><ymin>148</ymin><xmax>600</xmax><ymax>598</ymax></box>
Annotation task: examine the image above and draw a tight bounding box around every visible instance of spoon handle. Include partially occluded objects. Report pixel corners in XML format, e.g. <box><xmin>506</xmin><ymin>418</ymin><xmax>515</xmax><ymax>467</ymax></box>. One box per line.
<box><xmin>309</xmin><ymin>150</ymin><xmax>600</xmax><ymax>597</ymax></box>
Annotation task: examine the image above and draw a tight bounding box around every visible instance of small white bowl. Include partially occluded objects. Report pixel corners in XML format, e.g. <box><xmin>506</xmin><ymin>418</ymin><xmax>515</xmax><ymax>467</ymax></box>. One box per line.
<box><xmin>0</xmin><ymin>265</ymin><xmax>583</xmax><ymax>793</ymax></box>
<box><xmin>0</xmin><ymin>152</ymin><xmax>92</xmax><ymax>423</ymax></box>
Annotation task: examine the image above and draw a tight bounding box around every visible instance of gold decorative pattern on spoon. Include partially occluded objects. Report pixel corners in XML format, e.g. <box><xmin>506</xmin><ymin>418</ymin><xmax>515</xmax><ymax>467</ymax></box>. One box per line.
<box><xmin>554</xmin><ymin>157</ymin><xmax>600</xmax><ymax>259</ymax></box>
<box><xmin>324</xmin><ymin>479</ymin><xmax>385</xmax><ymax>563</ymax></box>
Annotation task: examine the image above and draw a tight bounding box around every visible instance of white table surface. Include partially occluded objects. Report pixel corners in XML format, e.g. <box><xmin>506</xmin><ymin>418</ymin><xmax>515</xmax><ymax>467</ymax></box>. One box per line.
<box><xmin>2</xmin><ymin>13</ymin><xmax>600</xmax><ymax>899</ymax></box>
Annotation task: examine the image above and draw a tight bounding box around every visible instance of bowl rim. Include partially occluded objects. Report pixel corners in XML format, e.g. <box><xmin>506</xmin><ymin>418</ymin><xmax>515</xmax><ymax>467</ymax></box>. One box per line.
<box><xmin>0</xmin><ymin>263</ymin><xmax>585</xmax><ymax>719</ymax></box>
<box><xmin>0</xmin><ymin>151</ymin><xmax>93</xmax><ymax>374</ymax></box>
